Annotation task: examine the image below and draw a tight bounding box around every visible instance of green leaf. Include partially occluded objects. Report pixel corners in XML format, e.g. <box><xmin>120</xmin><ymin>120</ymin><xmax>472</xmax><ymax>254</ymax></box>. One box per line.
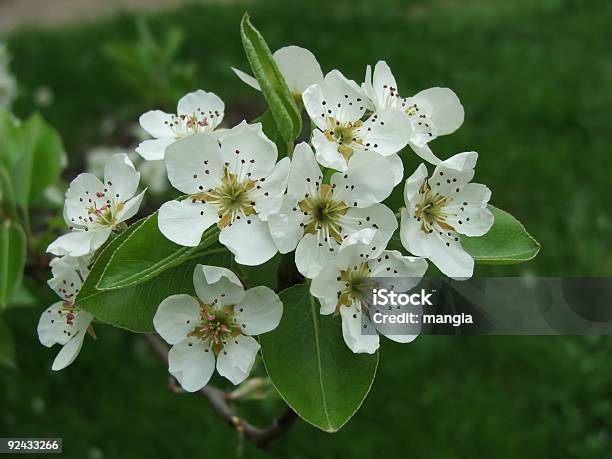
<box><xmin>240</xmin><ymin>14</ymin><xmax>301</xmax><ymax>150</ymax></box>
<box><xmin>0</xmin><ymin>316</ymin><xmax>16</xmax><ymax>369</ymax></box>
<box><xmin>0</xmin><ymin>109</ymin><xmax>24</xmax><ymax>168</ymax></box>
<box><xmin>260</xmin><ymin>284</ymin><xmax>378</xmax><ymax>432</ymax></box>
<box><xmin>76</xmin><ymin>219</ymin><xmax>233</xmax><ymax>332</ymax></box>
<box><xmin>462</xmin><ymin>205</ymin><xmax>540</xmax><ymax>264</ymax></box>
<box><xmin>96</xmin><ymin>212</ymin><xmax>220</xmax><ymax>290</ymax></box>
<box><xmin>8</xmin><ymin>113</ymin><xmax>64</xmax><ymax>209</ymax></box>
<box><xmin>0</xmin><ymin>220</ymin><xmax>26</xmax><ymax>309</ymax></box>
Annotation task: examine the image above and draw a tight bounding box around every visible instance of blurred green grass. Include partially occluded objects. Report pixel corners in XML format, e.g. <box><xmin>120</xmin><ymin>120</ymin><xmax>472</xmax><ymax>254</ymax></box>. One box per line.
<box><xmin>2</xmin><ymin>0</ymin><xmax>612</xmax><ymax>457</ymax></box>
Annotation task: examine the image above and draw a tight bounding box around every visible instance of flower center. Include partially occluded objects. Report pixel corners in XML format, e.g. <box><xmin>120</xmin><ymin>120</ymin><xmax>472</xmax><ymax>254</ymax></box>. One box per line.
<box><xmin>193</xmin><ymin>168</ymin><xmax>256</xmax><ymax>228</ymax></box>
<box><xmin>188</xmin><ymin>303</ymin><xmax>240</xmax><ymax>354</ymax></box>
<box><xmin>414</xmin><ymin>181</ymin><xmax>454</xmax><ymax>234</ymax></box>
<box><xmin>87</xmin><ymin>200</ymin><xmax>124</xmax><ymax>229</ymax></box>
<box><xmin>298</xmin><ymin>184</ymin><xmax>348</xmax><ymax>243</ymax></box>
<box><xmin>324</xmin><ymin>117</ymin><xmax>364</xmax><ymax>160</ymax></box>
<box><xmin>336</xmin><ymin>262</ymin><xmax>371</xmax><ymax>314</ymax></box>
<box><xmin>165</xmin><ymin>111</ymin><xmax>217</xmax><ymax>138</ymax></box>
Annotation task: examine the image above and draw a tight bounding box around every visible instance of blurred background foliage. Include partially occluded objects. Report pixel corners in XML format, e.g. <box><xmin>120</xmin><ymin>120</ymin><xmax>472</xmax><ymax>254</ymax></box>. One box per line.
<box><xmin>1</xmin><ymin>0</ymin><xmax>612</xmax><ymax>457</ymax></box>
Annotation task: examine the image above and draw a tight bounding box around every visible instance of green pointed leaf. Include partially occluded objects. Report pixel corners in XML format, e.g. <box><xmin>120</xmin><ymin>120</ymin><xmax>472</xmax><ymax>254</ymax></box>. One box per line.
<box><xmin>96</xmin><ymin>212</ymin><xmax>220</xmax><ymax>290</ymax></box>
<box><xmin>240</xmin><ymin>14</ymin><xmax>301</xmax><ymax>150</ymax></box>
<box><xmin>0</xmin><ymin>220</ymin><xmax>26</xmax><ymax>308</ymax></box>
<box><xmin>462</xmin><ymin>205</ymin><xmax>540</xmax><ymax>264</ymax></box>
<box><xmin>260</xmin><ymin>284</ymin><xmax>378</xmax><ymax>432</ymax></box>
<box><xmin>76</xmin><ymin>218</ymin><xmax>233</xmax><ymax>332</ymax></box>
<box><xmin>0</xmin><ymin>109</ymin><xmax>24</xmax><ymax>168</ymax></box>
<box><xmin>8</xmin><ymin>113</ymin><xmax>64</xmax><ymax>209</ymax></box>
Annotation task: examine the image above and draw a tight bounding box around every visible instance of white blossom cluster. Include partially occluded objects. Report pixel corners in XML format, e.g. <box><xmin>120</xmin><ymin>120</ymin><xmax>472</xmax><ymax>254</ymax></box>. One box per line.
<box><xmin>39</xmin><ymin>46</ymin><xmax>493</xmax><ymax>390</ymax></box>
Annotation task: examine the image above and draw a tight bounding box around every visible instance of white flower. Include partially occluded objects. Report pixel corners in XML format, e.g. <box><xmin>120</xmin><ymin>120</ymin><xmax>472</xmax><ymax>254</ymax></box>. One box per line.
<box><xmin>136</xmin><ymin>89</ymin><xmax>225</xmax><ymax>161</ymax></box>
<box><xmin>37</xmin><ymin>255</ymin><xmax>94</xmax><ymax>371</ymax></box>
<box><xmin>153</xmin><ymin>264</ymin><xmax>283</xmax><ymax>392</ymax></box>
<box><xmin>362</xmin><ymin>61</ymin><xmax>464</xmax><ymax>165</ymax></box>
<box><xmin>47</xmin><ymin>153</ymin><xmax>146</xmax><ymax>257</ymax></box>
<box><xmin>303</xmin><ymin>69</ymin><xmax>412</xmax><ymax>180</ymax></box>
<box><xmin>268</xmin><ymin>142</ymin><xmax>398</xmax><ymax>278</ymax></box>
<box><xmin>400</xmin><ymin>152</ymin><xmax>493</xmax><ymax>279</ymax></box>
<box><xmin>158</xmin><ymin>122</ymin><xmax>289</xmax><ymax>266</ymax></box>
<box><xmin>232</xmin><ymin>45</ymin><xmax>323</xmax><ymax>97</ymax></box>
<box><xmin>311</xmin><ymin>229</ymin><xmax>428</xmax><ymax>353</ymax></box>
<box><xmin>0</xmin><ymin>42</ymin><xmax>17</xmax><ymax>109</ymax></box>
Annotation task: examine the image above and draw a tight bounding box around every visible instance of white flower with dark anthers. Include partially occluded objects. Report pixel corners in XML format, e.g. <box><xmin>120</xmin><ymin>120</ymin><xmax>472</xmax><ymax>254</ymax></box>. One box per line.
<box><xmin>136</xmin><ymin>89</ymin><xmax>225</xmax><ymax>161</ymax></box>
<box><xmin>311</xmin><ymin>229</ymin><xmax>428</xmax><ymax>354</ymax></box>
<box><xmin>153</xmin><ymin>264</ymin><xmax>283</xmax><ymax>392</ymax></box>
<box><xmin>400</xmin><ymin>152</ymin><xmax>493</xmax><ymax>279</ymax></box>
<box><xmin>47</xmin><ymin>154</ymin><xmax>146</xmax><ymax>258</ymax></box>
<box><xmin>38</xmin><ymin>255</ymin><xmax>94</xmax><ymax>371</ymax></box>
<box><xmin>302</xmin><ymin>69</ymin><xmax>413</xmax><ymax>179</ymax></box>
<box><xmin>267</xmin><ymin>142</ymin><xmax>398</xmax><ymax>279</ymax></box>
<box><xmin>158</xmin><ymin>122</ymin><xmax>289</xmax><ymax>266</ymax></box>
<box><xmin>232</xmin><ymin>45</ymin><xmax>324</xmax><ymax>98</ymax></box>
<box><xmin>362</xmin><ymin>61</ymin><xmax>465</xmax><ymax>165</ymax></box>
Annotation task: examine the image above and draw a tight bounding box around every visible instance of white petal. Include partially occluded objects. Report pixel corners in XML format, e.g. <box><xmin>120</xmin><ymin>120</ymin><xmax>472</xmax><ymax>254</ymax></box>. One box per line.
<box><xmin>428</xmin><ymin>236</ymin><xmax>474</xmax><ymax>279</ymax></box>
<box><xmin>233</xmin><ymin>286</ymin><xmax>283</xmax><ymax>335</ymax></box>
<box><xmin>384</xmin><ymin>153</ymin><xmax>404</xmax><ymax>187</ymax></box>
<box><xmin>403</xmin><ymin>163</ymin><xmax>429</xmax><ymax>204</ymax></box>
<box><xmin>219</xmin><ymin>215</ymin><xmax>278</xmax><ymax>266</ymax></box>
<box><xmin>430</xmin><ymin>151</ymin><xmax>478</xmax><ymax>196</ymax></box>
<box><xmin>37</xmin><ymin>302</ymin><xmax>74</xmax><ymax>347</ymax></box>
<box><xmin>64</xmin><ymin>173</ymin><xmax>106</xmax><ymax>225</ymax></box>
<box><xmin>139</xmin><ymin>110</ymin><xmax>174</xmax><ymax>138</ymax></box>
<box><xmin>47</xmin><ymin>229</ymin><xmax>111</xmax><ymax>257</ymax></box>
<box><xmin>310</xmin><ymin>262</ymin><xmax>343</xmax><ymax>315</ymax></box>
<box><xmin>340</xmin><ymin>305</ymin><xmax>379</xmax><ymax>354</ymax></box>
<box><xmin>165</xmin><ymin>133</ymin><xmax>224</xmax><ymax>194</ymax></box>
<box><xmin>409</xmin><ymin>142</ymin><xmax>442</xmax><ymax>165</ymax></box>
<box><xmin>193</xmin><ymin>264</ymin><xmax>245</xmax><ymax>307</ymax></box>
<box><xmin>331</xmin><ymin>150</ymin><xmax>395</xmax><ymax>207</ymax></box>
<box><xmin>357</xmin><ymin>108</ymin><xmax>412</xmax><ymax>156</ymax></box>
<box><xmin>47</xmin><ymin>260</ymin><xmax>84</xmax><ymax>302</ymax></box>
<box><xmin>399</xmin><ymin>207</ymin><xmax>431</xmax><ymax>258</ymax></box>
<box><xmin>153</xmin><ymin>294</ymin><xmax>201</xmax><ymax>345</ymax></box>
<box><xmin>231</xmin><ymin>67</ymin><xmax>261</xmax><ymax>91</ymax></box>
<box><xmin>335</xmin><ymin>228</ymin><xmax>378</xmax><ymax>268</ymax></box>
<box><xmin>369</xmin><ymin>250</ymin><xmax>428</xmax><ymax>291</ymax></box>
<box><xmin>267</xmin><ymin>197</ymin><xmax>308</xmax><ymax>254</ymax></box>
<box><xmin>371</xmin><ymin>61</ymin><xmax>400</xmax><ymax>110</ymax></box>
<box><xmin>52</xmin><ymin>333</ymin><xmax>85</xmax><ymax>371</ymax></box>
<box><xmin>341</xmin><ymin>204</ymin><xmax>398</xmax><ymax>256</ymax></box>
<box><xmin>158</xmin><ymin>199</ymin><xmax>218</xmax><ymax>247</ymax></box>
<box><xmin>135</xmin><ymin>137</ymin><xmax>174</xmax><ymax>161</ymax></box>
<box><xmin>295</xmin><ymin>232</ymin><xmax>340</xmax><ymax>279</ymax></box>
<box><xmin>445</xmin><ymin>183</ymin><xmax>493</xmax><ymax>237</ymax></box>
<box><xmin>168</xmin><ymin>338</ymin><xmax>215</xmax><ymax>392</ymax></box>
<box><xmin>303</xmin><ymin>69</ymin><xmax>370</xmax><ymax>130</ymax></box>
<box><xmin>104</xmin><ymin>153</ymin><xmax>140</xmax><ymax>202</ymax></box>
<box><xmin>273</xmin><ymin>45</ymin><xmax>323</xmax><ymax>95</ymax></box>
<box><xmin>288</xmin><ymin>142</ymin><xmax>323</xmax><ymax>198</ymax></box>
<box><xmin>219</xmin><ymin>123</ymin><xmax>277</xmax><ymax>181</ymax></box>
<box><xmin>252</xmin><ymin>157</ymin><xmax>290</xmax><ymax>221</ymax></box>
<box><xmin>216</xmin><ymin>335</ymin><xmax>260</xmax><ymax>385</ymax></box>
<box><xmin>116</xmin><ymin>189</ymin><xmax>146</xmax><ymax>223</ymax></box>
<box><xmin>413</xmin><ymin>87</ymin><xmax>464</xmax><ymax>135</ymax></box>
<box><xmin>311</xmin><ymin>129</ymin><xmax>348</xmax><ymax>172</ymax></box>
<box><xmin>177</xmin><ymin>89</ymin><xmax>225</xmax><ymax>129</ymax></box>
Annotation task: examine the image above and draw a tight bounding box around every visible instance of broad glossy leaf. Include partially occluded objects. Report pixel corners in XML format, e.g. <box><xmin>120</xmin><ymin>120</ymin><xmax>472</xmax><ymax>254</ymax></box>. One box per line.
<box><xmin>240</xmin><ymin>14</ymin><xmax>301</xmax><ymax>149</ymax></box>
<box><xmin>462</xmin><ymin>205</ymin><xmax>540</xmax><ymax>264</ymax></box>
<box><xmin>260</xmin><ymin>284</ymin><xmax>378</xmax><ymax>432</ymax></box>
<box><xmin>0</xmin><ymin>221</ymin><xmax>26</xmax><ymax>308</ymax></box>
<box><xmin>77</xmin><ymin>219</ymin><xmax>233</xmax><ymax>332</ymax></box>
<box><xmin>97</xmin><ymin>212</ymin><xmax>220</xmax><ymax>290</ymax></box>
